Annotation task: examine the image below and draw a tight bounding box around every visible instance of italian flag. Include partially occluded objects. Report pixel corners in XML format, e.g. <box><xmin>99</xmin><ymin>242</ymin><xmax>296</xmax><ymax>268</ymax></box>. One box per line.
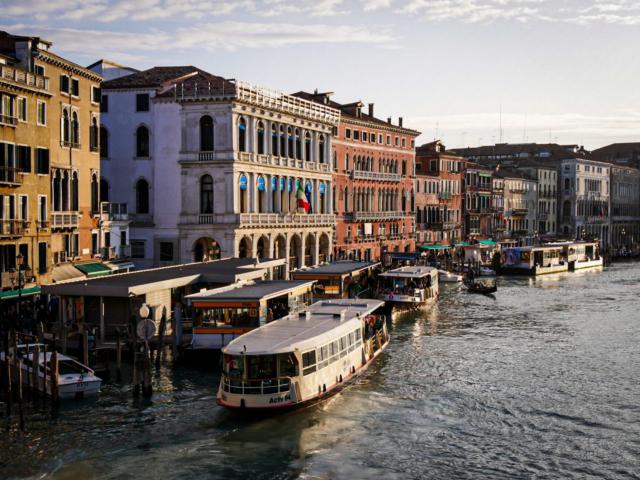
<box><xmin>297</xmin><ymin>182</ymin><xmax>310</xmax><ymax>213</ymax></box>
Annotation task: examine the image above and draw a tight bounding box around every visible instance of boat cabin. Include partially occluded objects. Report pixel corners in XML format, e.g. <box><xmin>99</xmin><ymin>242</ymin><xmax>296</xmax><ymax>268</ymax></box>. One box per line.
<box><xmin>554</xmin><ymin>241</ymin><xmax>603</xmax><ymax>271</ymax></box>
<box><xmin>377</xmin><ymin>266</ymin><xmax>439</xmax><ymax>306</ymax></box>
<box><xmin>186</xmin><ymin>280</ymin><xmax>314</xmax><ymax>350</ymax></box>
<box><xmin>290</xmin><ymin>261</ymin><xmax>380</xmax><ymax>299</ymax></box>
<box><xmin>502</xmin><ymin>245</ymin><xmax>567</xmax><ymax>275</ymax></box>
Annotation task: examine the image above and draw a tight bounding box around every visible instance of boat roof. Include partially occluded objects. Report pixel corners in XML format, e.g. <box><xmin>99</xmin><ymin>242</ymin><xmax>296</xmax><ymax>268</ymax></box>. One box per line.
<box><xmin>185</xmin><ymin>280</ymin><xmax>314</xmax><ymax>304</ymax></box>
<box><xmin>291</xmin><ymin>261</ymin><xmax>380</xmax><ymax>277</ymax></box>
<box><xmin>224</xmin><ymin>299</ymin><xmax>384</xmax><ymax>355</ymax></box>
<box><xmin>378</xmin><ymin>266</ymin><xmax>438</xmax><ymax>279</ymax></box>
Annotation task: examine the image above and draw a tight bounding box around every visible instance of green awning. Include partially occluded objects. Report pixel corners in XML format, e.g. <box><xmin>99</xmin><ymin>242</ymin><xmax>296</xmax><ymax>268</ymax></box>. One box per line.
<box><xmin>0</xmin><ymin>286</ymin><xmax>41</xmax><ymax>301</ymax></box>
<box><xmin>455</xmin><ymin>242</ymin><xmax>471</xmax><ymax>247</ymax></box>
<box><xmin>418</xmin><ymin>244</ymin><xmax>451</xmax><ymax>251</ymax></box>
<box><xmin>75</xmin><ymin>262</ymin><xmax>112</xmax><ymax>277</ymax></box>
<box><xmin>478</xmin><ymin>240</ymin><xmax>497</xmax><ymax>246</ymax></box>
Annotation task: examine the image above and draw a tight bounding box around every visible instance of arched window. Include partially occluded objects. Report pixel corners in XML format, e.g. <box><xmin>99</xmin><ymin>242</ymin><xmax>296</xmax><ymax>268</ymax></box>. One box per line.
<box><xmin>287</xmin><ymin>127</ymin><xmax>294</xmax><ymax>158</ymax></box>
<box><xmin>271</xmin><ymin>124</ymin><xmax>278</xmax><ymax>156</ymax></box>
<box><xmin>318</xmin><ymin>135</ymin><xmax>325</xmax><ymax>163</ymax></box>
<box><xmin>279</xmin><ymin>125</ymin><xmax>285</xmax><ymax>156</ymax></box>
<box><xmin>53</xmin><ymin>171</ymin><xmax>61</xmax><ymax>211</ymax></box>
<box><xmin>200</xmin><ymin>115</ymin><xmax>214</xmax><ymax>151</ymax></box>
<box><xmin>200</xmin><ymin>174</ymin><xmax>214</xmax><ymax>214</ymax></box>
<box><xmin>295</xmin><ymin>128</ymin><xmax>301</xmax><ymax>159</ymax></box>
<box><xmin>305</xmin><ymin>131</ymin><xmax>311</xmax><ymax>161</ymax></box>
<box><xmin>136</xmin><ymin>126</ymin><xmax>149</xmax><ymax>157</ymax></box>
<box><xmin>563</xmin><ymin>200</ymin><xmax>571</xmax><ymax>218</ymax></box>
<box><xmin>100</xmin><ymin>178</ymin><xmax>109</xmax><ymax>203</ymax></box>
<box><xmin>238</xmin><ymin>117</ymin><xmax>246</xmax><ymax>152</ymax></box>
<box><xmin>61</xmin><ymin>171</ymin><xmax>69</xmax><ymax>211</ymax></box>
<box><xmin>71</xmin><ymin>111</ymin><xmax>79</xmax><ymax>146</ymax></box>
<box><xmin>99</xmin><ymin>126</ymin><xmax>108</xmax><ymax>158</ymax></box>
<box><xmin>257</xmin><ymin>121</ymin><xmax>265</xmax><ymax>155</ymax></box>
<box><xmin>62</xmin><ymin>109</ymin><xmax>70</xmax><ymax>143</ymax></box>
<box><xmin>71</xmin><ymin>171</ymin><xmax>79</xmax><ymax>211</ymax></box>
<box><xmin>564</xmin><ymin>178</ymin><xmax>570</xmax><ymax>191</ymax></box>
<box><xmin>91</xmin><ymin>173</ymin><xmax>99</xmax><ymax>213</ymax></box>
<box><xmin>136</xmin><ymin>178</ymin><xmax>149</xmax><ymax>214</ymax></box>
<box><xmin>90</xmin><ymin>117</ymin><xmax>99</xmax><ymax>152</ymax></box>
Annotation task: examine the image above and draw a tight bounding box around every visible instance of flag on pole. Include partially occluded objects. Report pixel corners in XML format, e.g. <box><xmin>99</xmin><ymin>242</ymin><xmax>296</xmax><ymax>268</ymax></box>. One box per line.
<box><xmin>297</xmin><ymin>182</ymin><xmax>310</xmax><ymax>213</ymax></box>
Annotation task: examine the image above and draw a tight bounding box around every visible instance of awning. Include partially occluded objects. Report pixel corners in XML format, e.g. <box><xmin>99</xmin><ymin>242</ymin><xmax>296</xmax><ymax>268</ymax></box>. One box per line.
<box><xmin>106</xmin><ymin>261</ymin><xmax>136</xmax><ymax>272</ymax></box>
<box><xmin>478</xmin><ymin>240</ymin><xmax>497</xmax><ymax>246</ymax></box>
<box><xmin>0</xmin><ymin>286</ymin><xmax>41</xmax><ymax>301</ymax></box>
<box><xmin>388</xmin><ymin>252</ymin><xmax>421</xmax><ymax>260</ymax></box>
<box><xmin>75</xmin><ymin>262</ymin><xmax>112</xmax><ymax>278</ymax></box>
<box><xmin>454</xmin><ymin>242</ymin><xmax>471</xmax><ymax>247</ymax></box>
<box><xmin>418</xmin><ymin>244</ymin><xmax>451</xmax><ymax>251</ymax></box>
<box><xmin>52</xmin><ymin>264</ymin><xmax>85</xmax><ymax>283</ymax></box>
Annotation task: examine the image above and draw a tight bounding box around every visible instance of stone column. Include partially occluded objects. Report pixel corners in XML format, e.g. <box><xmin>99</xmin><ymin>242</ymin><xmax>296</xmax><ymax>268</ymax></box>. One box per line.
<box><xmin>300</xmin><ymin>233</ymin><xmax>306</xmax><ymax>267</ymax></box>
<box><xmin>284</xmin><ymin>233</ymin><xmax>290</xmax><ymax>279</ymax></box>
<box><xmin>313</xmin><ymin>233</ymin><xmax>319</xmax><ymax>266</ymax></box>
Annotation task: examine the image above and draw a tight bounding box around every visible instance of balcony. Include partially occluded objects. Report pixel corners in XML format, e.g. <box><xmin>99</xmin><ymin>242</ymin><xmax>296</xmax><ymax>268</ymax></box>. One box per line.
<box><xmin>351</xmin><ymin>170</ymin><xmax>401</xmax><ymax>182</ymax></box>
<box><xmin>51</xmin><ymin>211</ymin><xmax>79</xmax><ymax>229</ymax></box>
<box><xmin>37</xmin><ymin>220</ymin><xmax>49</xmax><ymax>230</ymax></box>
<box><xmin>427</xmin><ymin>221</ymin><xmax>459</xmax><ymax>231</ymax></box>
<box><xmin>539</xmin><ymin>191</ymin><xmax>556</xmax><ymax>199</ymax></box>
<box><xmin>0</xmin><ymin>167</ymin><xmax>23</xmax><ymax>186</ymax></box>
<box><xmin>537</xmin><ymin>212</ymin><xmax>549</xmax><ymax>221</ymax></box>
<box><xmin>350</xmin><ymin>211</ymin><xmax>407</xmax><ymax>222</ymax></box>
<box><xmin>99</xmin><ymin>202</ymin><xmax>129</xmax><ymax>222</ymax></box>
<box><xmin>0</xmin><ymin>219</ymin><xmax>26</xmax><ymax>237</ymax></box>
<box><xmin>0</xmin><ymin>64</ymin><xmax>49</xmax><ymax>91</ymax></box>
<box><xmin>510</xmin><ymin>208</ymin><xmax>528</xmax><ymax>216</ymax></box>
<box><xmin>60</xmin><ymin>140</ymin><xmax>81</xmax><ymax>149</ymax></box>
<box><xmin>0</xmin><ymin>114</ymin><xmax>17</xmax><ymax>127</ymax></box>
<box><xmin>356</xmin><ymin>234</ymin><xmax>375</xmax><ymax>243</ymax></box>
<box><xmin>198</xmin><ymin>150</ymin><xmax>215</xmax><ymax>161</ymax></box>
<box><xmin>102</xmin><ymin>245</ymin><xmax>131</xmax><ymax>260</ymax></box>
<box><xmin>239</xmin><ymin>212</ymin><xmax>335</xmax><ymax>228</ymax></box>
<box><xmin>438</xmin><ymin>192</ymin><xmax>453</xmax><ymax>201</ymax></box>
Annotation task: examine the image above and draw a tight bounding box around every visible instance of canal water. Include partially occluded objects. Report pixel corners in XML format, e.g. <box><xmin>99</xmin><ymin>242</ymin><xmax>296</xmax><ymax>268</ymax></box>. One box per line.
<box><xmin>2</xmin><ymin>262</ymin><xmax>640</xmax><ymax>479</ymax></box>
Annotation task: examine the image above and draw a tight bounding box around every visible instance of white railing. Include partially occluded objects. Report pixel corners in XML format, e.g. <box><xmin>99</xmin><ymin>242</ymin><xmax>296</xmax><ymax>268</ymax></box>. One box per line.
<box><xmin>352</xmin><ymin>170</ymin><xmax>401</xmax><ymax>182</ymax></box>
<box><xmin>0</xmin><ymin>64</ymin><xmax>49</xmax><ymax>90</ymax></box>
<box><xmin>51</xmin><ymin>212</ymin><xmax>79</xmax><ymax>229</ymax></box>
<box><xmin>239</xmin><ymin>213</ymin><xmax>335</xmax><ymax>227</ymax></box>
<box><xmin>351</xmin><ymin>211</ymin><xmax>407</xmax><ymax>221</ymax></box>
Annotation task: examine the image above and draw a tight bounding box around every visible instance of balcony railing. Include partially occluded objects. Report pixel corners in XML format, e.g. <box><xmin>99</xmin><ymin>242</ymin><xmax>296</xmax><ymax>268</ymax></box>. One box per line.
<box><xmin>60</xmin><ymin>140</ymin><xmax>81</xmax><ymax>149</ymax></box>
<box><xmin>198</xmin><ymin>150</ymin><xmax>215</xmax><ymax>161</ymax></box>
<box><xmin>239</xmin><ymin>213</ymin><xmax>335</xmax><ymax>227</ymax></box>
<box><xmin>51</xmin><ymin>211</ymin><xmax>79</xmax><ymax>229</ymax></box>
<box><xmin>352</xmin><ymin>170</ymin><xmax>401</xmax><ymax>182</ymax></box>
<box><xmin>0</xmin><ymin>219</ymin><xmax>26</xmax><ymax>237</ymax></box>
<box><xmin>510</xmin><ymin>208</ymin><xmax>528</xmax><ymax>216</ymax></box>
<box><xmin>356</xmin><ymin>234</ymin><xmax>375</xmax><ymax>243</ymax></box>
<box><xmin>99</xmin><ymin>202</ymin><xmax>129</xmax><ymax>222</ymax></box>
<box><xmin>37</xmin><ymin>220</ymin><xmax>49</xmax><ymax>230</ymax></box>
<box><xmin>350</xmin><ymin>211</ymin><xmax>407</xmax><ymax>222</ymax></box>
<box><xmin>0</xmin><ymin>167</ymin><xmax>23</xmax><ymax>186</ymax></box>
<box><xmin>0</xmin><ymin>64</ymin><xmax>49</xmax><ymax>90</ymax></box>
<box><xmin>438</xmin><ymin>191</ymin><xmax>453</xmax><ymax>200</ymax></box>
<box><xmin>0</xmin><ymin>114</ymin><xmax>17</xmax><ymax>126</ymax></box>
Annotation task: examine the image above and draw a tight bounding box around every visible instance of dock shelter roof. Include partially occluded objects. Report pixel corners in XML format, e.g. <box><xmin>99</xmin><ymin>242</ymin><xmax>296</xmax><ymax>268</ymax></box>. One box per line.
<box><xmin>379</xmin><ymin>266</ymin><xmax>438</xmax><ymax>279</ymax></box>
<box><xmin>291</xmin><ymin>261</ymin><xmax>380</xmax><ymax>278</ymax></box>
<box><xmin>41</xmin><ymin>258</ymin><xmax>269</xmax><ymax>298</ymax></box>
<box><xmin>186</xmin><ymin>280</ymin><xmax>314</xmax><ymax>304</ymax></box>
<box><xmin>418</xmin><ymin>244</ymin><xmax>451</xmax><ymax>251</ymax></box>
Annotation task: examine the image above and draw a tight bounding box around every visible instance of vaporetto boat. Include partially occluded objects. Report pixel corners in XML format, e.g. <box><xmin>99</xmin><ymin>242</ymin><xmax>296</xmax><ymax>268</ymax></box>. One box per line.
<box><xmin>377</xmin><ymin>266</ymin><xmax>439</xmax><ymax>308</ymax></box>
<box><xmin>217</xmin><ymin>299</ymin><xmax>388</xmax><ymax>411</ymax></box>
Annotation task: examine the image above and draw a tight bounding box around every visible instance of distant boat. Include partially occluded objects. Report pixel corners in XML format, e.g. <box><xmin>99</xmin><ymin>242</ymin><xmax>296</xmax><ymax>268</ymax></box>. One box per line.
<box><xmin>377</xmin><ymin>266</ymin><xmax>439</xmax><ymax>308</ymax></box>
<box><xmin>438</xmin><ymin>269</ymin><xmax>464</xmax><ymax>283</ymax></box>
<box><xmin>467</xmin><ymin>277</ymin><xmax>497</xmax><ymax>295</ymax></box>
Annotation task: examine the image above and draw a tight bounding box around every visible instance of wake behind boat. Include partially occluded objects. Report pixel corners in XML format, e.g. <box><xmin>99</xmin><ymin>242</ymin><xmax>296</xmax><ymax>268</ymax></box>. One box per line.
<box><xmin>217</xmin><ymin>299</ymin><xmax>388</xmax><ymax>411</ymax></box>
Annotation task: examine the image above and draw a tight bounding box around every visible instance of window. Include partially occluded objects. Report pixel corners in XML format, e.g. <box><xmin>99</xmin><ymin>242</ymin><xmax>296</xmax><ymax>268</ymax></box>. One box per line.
<box><xmin>38</xmin><ymin>242</ymin><xmax>47</xmax><ymax>274</ymax></box>
<box><xmin>91</xmin><ymin>86</ymin><xmax>100</xmax><ymax>104</ymax></box>
<box><xmin>353</xmin><ymin>130</ymin><xmax>360</xmax><ymax>141</ymax></box>
<box><xmin>378</xmin><ymin>134</ymin><xmax>383</xmax><ymax>144</ymax></box>
<box><xmin>238</xmin><ymin>117</ymin><xmax>246</xmax><ymax>152</ymax></box>
<box><xmin>200</xmin><ymin>174</ymin><xmax>214</xmax><ymax>214</ymax></box>
<box><xmin>90</xmin><ymin>117</ymin><xmax>99</xmax><ymax>152</ymax></box>
<box><xmin>160</xmin><ymin>242</ymin><xmax>174</xmax><ymax>262</ymax></box>
<box><xmin>302</xmin><ymin>350</ymin><xmax>316</xmax><ymax>375</ymax></box>
<box><xmin>100</xmin><ymin>126</ymin><xmax>108</xmax><ymax>158</ymax></box>
<box><xmin>36</xmin><ymin>101</ymin><xmax>46</xmax><ymax>126</ymax></box>
<box><xmin>136</xmin><ymin>93</ymin><xmax>150</xmax><ymax>112</ymax></box>
<box><xmin>38</xmin><ymin>196</ymin><xmax>47</xmax><ymax>223</ymax></box>
<box><xmin>136</xmin><ymin>179</ymin><xmax>149</xmax><ymax>213</ymax></box>
<box><xmin>130</xmin><ymin>240</ymin><xmax>145</xmax><ymax>258</ymax></box>
<box><xmin>318</xmin><ymin>135</ymin><xmax>325</xmax><ymax>163</ymax></box>
<box><xmin>90</xmin><ymin>173</ymin><xmax>98</xmax><ymax>213</ymax></box>
<box><xmin>200</xmin><ymin>115</ymin><xmax>214</xmax><ymax>151</ymax></box>
<box><xmin>100</xmin><ymin>178</ymin><xmax>109</xmax><ymax>203</ymax></box>
<box><xmin>34</xmin><ymin>64</ymin><xmax>45</xmax><ymax>76</ymax></box>
<box><xmin>60</xmin><ymin>75</ymin><xmax>69</xmax><ymax>93</ymax></box>
<box><xmin>100</xmin><ymin>94</ymin><xmax>108</xmax><ymax>113</ymax></box>
<box><xmin>401</xmin><ymin>138</ymin><xmax>406</xmax><ymax>147</ymax></box>
<box><xmin>362</xmin><ymin>132</ymin><xmax>368</xmax><ymax>142</ymax></box>
<box><xmin>386</xmin><ymin>135</ymin><xmax>391</xmax><ymax>145</ymax></box>
<box><xmin>257</xmin><ymin>121</ymin><xmax>265</xmax><ymax>155</ymax></box>
<box><xmin>71</xmin><ymin>79</ymin><xmax>79</xmax><ymax>96</ymax></box>
<box><xmin>17</xmin><ymin>146</ymin><xmax>31</xmax><ymax>173</ymax></box>
<box><xmin>36</xmin><ymin>148</ymin><xmax>49</xmax><ymax>174</ymax></box>
<box><xmin>395</xmin><ymin>136</ymin><xmax>399</xmax><ymax>146</ymax></box>
<box><xmin>71</xmin><ymin>111</ymin><xmax>79</xmax><ymax>146</ymax></box>
<box><xmin>305</xmin><ymin>131</ymin><xmax>311</xmax><ymax>160</ymax></box>
<box><xmin>17</xmin><ymin>97</ymin><xmax>27</xmax><ymax>121</ymax></box>
<box><xmin>271</xmin><ymin>124</ymin><xmax>278</xmax><ymax>155</ymax></box>
<box><xmin>136</xmin><ymin>126</ymin><xmax>149</xmax><ymax>157</ymax></box>
<box><xmin>345</xmin><ymin>128</ymin><xmax>351</xmax><ymax>139</ymax></box>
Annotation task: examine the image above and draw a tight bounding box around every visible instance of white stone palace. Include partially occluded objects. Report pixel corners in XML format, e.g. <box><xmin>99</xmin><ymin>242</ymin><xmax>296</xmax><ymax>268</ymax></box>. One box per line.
<box><xmin>98</xmin><ymin>67</ymin><xmax>338</xmax><ymax>276</ymax></box>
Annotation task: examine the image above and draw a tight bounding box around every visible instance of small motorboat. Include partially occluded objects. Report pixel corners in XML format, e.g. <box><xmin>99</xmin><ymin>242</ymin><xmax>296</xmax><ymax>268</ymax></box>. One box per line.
<box><xmin>438</xmin><ymin>269</ymin><xmax>464</xmax><ymax>283</ymax></box>
<box><xmin>479</xmin><ymin>267</ymin><xmax>496</xmax><ymax>276</ymax></box>
<box><xmin>467</xmin><ymin>277</ymin><xmax>497</xmax><ymax>294</ymax></box>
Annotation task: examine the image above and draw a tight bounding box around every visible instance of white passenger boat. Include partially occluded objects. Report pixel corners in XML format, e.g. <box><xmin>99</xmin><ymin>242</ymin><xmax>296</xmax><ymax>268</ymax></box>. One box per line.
<box><xmin>2</xmin><ymin>344</ymin><xmax>102</xmax><ymax>399</ymax></box>
<box><xmin>377</xmin><ymin>266</ymin><xmax>439</xmax><ymax>308</ymax></box>
<box><xmin>217</xmin><ymin>299</ymin><xmax>388</xmax><ymax>411</ymax></box>
<box><xmin>438</xmin><ymin>269</ymin><xmax>464</xmax><ymax>283</ymax></box>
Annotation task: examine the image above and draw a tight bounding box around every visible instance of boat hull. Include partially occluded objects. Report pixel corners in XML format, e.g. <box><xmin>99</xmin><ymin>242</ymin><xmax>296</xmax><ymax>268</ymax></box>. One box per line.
<box><xmin>570</xmin><ymin>258</ymin><xmax>604</xmax><ymax>271</ymax></box>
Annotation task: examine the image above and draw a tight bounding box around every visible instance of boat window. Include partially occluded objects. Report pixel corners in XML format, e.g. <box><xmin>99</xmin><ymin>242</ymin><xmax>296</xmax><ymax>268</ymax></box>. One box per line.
<box><xmin>247</xmin><ymin>355</ymin><xmax>277</xmax><ymax>380</ymax></box>
<box><xmin>58</xmin><ymin>360</ymin><xmax>87</xmax><ymax>375</ymax></box>
<box><xmin>302</xmin><ymin>350</ymin><xmax>316</xmax><ymax>367</ymax></box>
<box><xmin>278</xmin><ymin>353</ymin><xmax>298</xmax><ymax>377</ymax></box>
<box><xmin>317</xmin><ymin>345</ymin><xmax>328</xmax><ymax>362</ymax></box>
<box><xmin>348</xmin><ymin>332</ymin><xmax>354</xmax><ymax>346</ymax></box>
<box><xmin>355</xmin><ymin>329</ymin><xmax>361</xmax><ymax>341</ymax></box>
<box><xmin>223</xmin><ymin>354</ymin><xmax>244</xmax><ymax>378</ymax></box>
<box><xmin>339</xmin><ymin>336</ymin><xmax>347</xmax><ymax>351</ymax></box>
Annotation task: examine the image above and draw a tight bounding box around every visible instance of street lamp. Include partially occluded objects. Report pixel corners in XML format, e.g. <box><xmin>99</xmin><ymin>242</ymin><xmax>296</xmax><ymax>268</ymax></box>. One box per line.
<box><xmin>11</xmin><ymin>253</ymin><xmax>32</xmax><ymax>324</ymax></box>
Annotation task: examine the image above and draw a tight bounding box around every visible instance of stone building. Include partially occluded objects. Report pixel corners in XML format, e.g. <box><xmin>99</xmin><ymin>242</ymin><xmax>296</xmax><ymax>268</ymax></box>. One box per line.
<box><xmin>100</xmin><ymin>67</ymin><xmax>337</xmax><ymax>275</ymax></box>
<box><xmin>294</xmin><ymin>92</ymin><xmax>418</xmax><ymax>261</ymax></box>
<box><xmin>501</xmin><ymin>170</ymin><xmax>537</xmax><ymax>243</ymax></box>
<box><xmin>415</xmin><ymin>141</ymin><xmax>464</xmax><ymax>244</ymax></box>
<box><xmin>463</xmin><ymin>162</ymin><xmax>493</xmax><ymax>239</ymax></box>
<box><xmin>609</xmin><ymin>165</ymin><xmax>640</xmax><ymax>250</ymax></box>
<box><xmin>517</xmin><ymin>162</ymin><xmax>558</xmax><ymax>237</ymax></box>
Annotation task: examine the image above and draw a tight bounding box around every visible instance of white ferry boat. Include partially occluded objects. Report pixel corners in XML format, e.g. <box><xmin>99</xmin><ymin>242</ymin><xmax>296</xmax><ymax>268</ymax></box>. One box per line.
<box><xmin>217</xmin><ymin>299</ymin><xmax>388</xmax><ymax>411</ymax></box>
<box><xmin>377</xmin><ymin>266</ymin><xmax>439</xmax><ymax>308</ymax></box>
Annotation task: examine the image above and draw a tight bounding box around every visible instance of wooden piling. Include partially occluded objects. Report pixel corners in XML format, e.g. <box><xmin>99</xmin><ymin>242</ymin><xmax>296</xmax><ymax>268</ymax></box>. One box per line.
<box><xmin>4</xmin><ymin>359</ymin><xmax>11</xmax><ymax>417</ymax></box>
<box><xmin>42</xmin><ymin>345</ymin><xmax>48</xmax><ymax>401</ymax></box>
<box><xmin>132</xmin><ymin>345</ymin><xmax>140</xmax><ymax>397</ymax></box>
<box><xmin>17</xmin><ymin>359</ymin><xmax>24</xmax><ymax>431</ymax></box>
<box><xmin>171</xmin><ymin>315</ymin><xmax>178</xmax><ymax>361</ymax></box>
<box><xmin>50</xmin><ymin>350</ymin><xmax>59</xmax><ymax>405</ymax></box>
<box><xmin>156</xmin><ymin>313</ymin><xmax>166</xmax><ymax>367</ymax></box>
<box><xmin>116</xmin><ymin>330</ymin><xmax>122</xmax><ymax>382</ymax></box>
<box><xmin>32</xmin><ymin>344</ymin><xmax>40</xmax><ymax>396</ymax></box>
<box><xmin>142</xmin><ymin>341</ymin><xmax>152</xmax><ymax>398</ymax></box>
<box><xmin>82</xmin><ymin>329</ymin><xmax>89</xmax><ymax>367</ymax></box>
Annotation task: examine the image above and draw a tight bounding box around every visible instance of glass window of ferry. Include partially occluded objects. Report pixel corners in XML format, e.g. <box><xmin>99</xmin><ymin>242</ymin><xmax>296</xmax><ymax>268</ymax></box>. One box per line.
<box><xmin>223</xmin><ymin>354</ymin><xmax>244</xmax><ymax>378</ymax></box>
<box><xmin>248</xmin><ymin>355</ymin><xmax>277</xmax><ymax>380</ymax></box>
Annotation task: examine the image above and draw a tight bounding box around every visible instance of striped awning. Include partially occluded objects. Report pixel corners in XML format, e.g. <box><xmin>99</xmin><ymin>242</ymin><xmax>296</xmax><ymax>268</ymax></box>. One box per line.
<box><xmin>52</xmin><ymin>264</ymin><xmax>85</xmax><ymax>283</ymax></box>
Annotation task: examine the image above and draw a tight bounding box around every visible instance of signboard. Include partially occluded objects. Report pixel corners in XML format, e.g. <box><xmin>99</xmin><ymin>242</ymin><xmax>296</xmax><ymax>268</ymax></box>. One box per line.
<box><xmin>137</xmin><ymin>319</ymin><xmax>156</xmax><ymax>341</ymax></box>
<box><xmin>257</xmin><ymin>176</ymin><xmax>265</xmax><ymax>192</ymax></box>
<box><xmin>239</xmin><ymin>174</ymin><xmax>248</xmax><ymax>191</ymax></box>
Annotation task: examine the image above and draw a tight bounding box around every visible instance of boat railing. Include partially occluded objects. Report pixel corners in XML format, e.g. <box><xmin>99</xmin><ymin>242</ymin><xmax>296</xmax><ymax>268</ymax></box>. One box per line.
<box><xmin>221</xmin><ymin>375</ymin><xmax>292</xmax><ymax>395</ymax></box>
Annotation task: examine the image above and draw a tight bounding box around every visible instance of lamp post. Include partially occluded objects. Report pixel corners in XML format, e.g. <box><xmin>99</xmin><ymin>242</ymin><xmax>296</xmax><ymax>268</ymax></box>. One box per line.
<box><xmin>11</xmin><ymin>253</ymin><xmax>31</xmax><ymax>324</ymax></box>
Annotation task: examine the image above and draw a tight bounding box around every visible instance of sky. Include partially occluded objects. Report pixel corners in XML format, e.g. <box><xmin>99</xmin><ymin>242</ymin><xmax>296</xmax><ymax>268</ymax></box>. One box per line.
<box><xmin>2</xmin><ymin>0</ymin><xmax>640</xmax><ymax>150</ymax></box>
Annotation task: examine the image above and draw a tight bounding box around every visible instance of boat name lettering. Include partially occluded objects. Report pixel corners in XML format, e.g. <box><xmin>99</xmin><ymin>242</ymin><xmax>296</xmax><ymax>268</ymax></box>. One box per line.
<box><xmin>269</xmin><ymin>394</ymin><xmax>291</xmax><ymax>404</ymax></box>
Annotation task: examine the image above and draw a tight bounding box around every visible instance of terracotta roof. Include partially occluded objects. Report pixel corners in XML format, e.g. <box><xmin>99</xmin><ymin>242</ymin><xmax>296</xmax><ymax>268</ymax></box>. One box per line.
<box><xmin>155</xmin><ymin>70</ymin><xmax>235</xmax><ymax>98</ymax></box>
<box><xmin>291</xmin><ymin>91</ymin><xmax>420</xmax><ymax>135</ymax></box>
<box><xmin>450</xmin><ymin>143</ymin><xmax>591</xmax><ymax>161</ymax></box>
<box><xmin>102</xmin><ymin>66</ymin><xmax>202</xmax><ymax>89</ymax></box>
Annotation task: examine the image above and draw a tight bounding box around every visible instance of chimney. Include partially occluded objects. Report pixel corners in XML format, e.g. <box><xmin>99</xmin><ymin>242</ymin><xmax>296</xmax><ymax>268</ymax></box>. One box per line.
<box><xmin>314</xmin><ymin>88</ymin><xmax>318</xmax><ymax>94</ymax></box>
<box><xmin>368</xmin><ymin>103</ymin><xmax>374</xmax><ymax>117</ymax></box>
<box><xmin>399</xmin><ymin>117</ymin><xmax>403</xmax><ymax>127</ymax></box>
<box><xmin>387</xmin><ymin>117</ymin><xmax>392</xmax><ymax>124</ymax></box>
